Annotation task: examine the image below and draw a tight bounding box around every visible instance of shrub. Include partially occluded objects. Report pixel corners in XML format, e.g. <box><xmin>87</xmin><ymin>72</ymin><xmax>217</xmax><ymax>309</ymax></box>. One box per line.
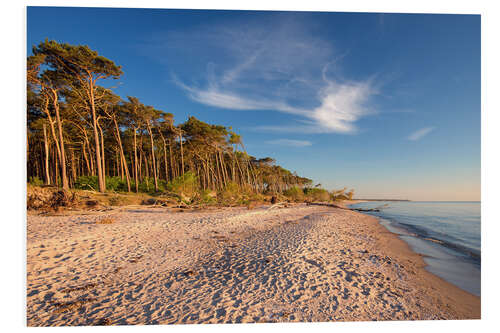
<box><xmin>218</xmin><ymin>182</ymin><xmax>240</xmax><ymax>204</ymax></box>
<box><xmin>132</xmin><ymin>177</ymin><xmax>167</xmax><ymax>193</ymax></box>
<box><xmin>157</xmin><ymin>179</ymin><xmax>168</xmax><ymax>193</ymax></box>
<box><xmin>137</xmin><ymin>177</ymin><xmax>152</xmax><ymax>193</ymax></box>
<box><xmin>75</xmin><ymin>176</ymin><xmax>131</xmax><ymax>192</ymax></box>
<box><xmin>167</xmin><ymin>172</ymin><xmax>199</xmax><ymax>200</ymax></box>
<box><xmin>74</xmin><ymin>176</ymin><xmax>99</xmax><ymax>191</ymax></box>
<box><xmin>303</xmin><ymin>187</ymin><xmax>330</xmax><ymax>202</ymax></box>
<box><xmin>199</xmin><ymin>189</ymin><xmax>217</xmax><ymax>204</ymax></box>
<box><xmin>283</xmin><ymin>186</ymin><xmax>304</xmax><ymax>201</ymax></box>
<box><xmin>105</xmin><ymin>176</ymin><xmax>129</xmax><ymax>192</ymax></box>
<box><xmin>28</xmin><ymin>176</ymin><xmax>44</xmax><ymax>186</ymax></box>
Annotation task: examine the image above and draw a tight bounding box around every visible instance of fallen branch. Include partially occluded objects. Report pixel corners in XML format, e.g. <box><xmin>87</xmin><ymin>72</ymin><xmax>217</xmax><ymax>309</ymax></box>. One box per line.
<box><xmin>267</xmin><ymin>202</ymin><xmax>291</xmax><ymax>210</ymax></box>
<box><xmin>306</xmin><ymin>202</ymin><xmax>348</xmax><ymax>209</ymax></box>
<box><xmin>306</xmin><ymin>202</ymin><xmax>383</xmax><ymax>212</ymax></box>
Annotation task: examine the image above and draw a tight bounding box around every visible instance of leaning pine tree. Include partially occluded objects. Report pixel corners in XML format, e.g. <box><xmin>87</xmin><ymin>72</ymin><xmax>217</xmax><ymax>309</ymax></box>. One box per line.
<box><xmin>32</xmin><ymin>40</ymin><xmax>123</xmax><ymax>193</ymax></box>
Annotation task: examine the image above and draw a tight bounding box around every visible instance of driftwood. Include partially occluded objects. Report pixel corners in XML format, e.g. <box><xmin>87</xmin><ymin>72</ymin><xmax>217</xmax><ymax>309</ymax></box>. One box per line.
<box><xmin>306</xmin><ymin>202</ymin><xmax>385</xmax><ymax>212</ymax></box>
<box><xmin>352</xmin><ymin>208</ymin><xmax>381</xmax><ymax>212</ymax></box>
<box><xmin>267</xmin><ymin>202</ymin><xmax>291</xmax><ymax>210</ymax></box>
<box><xmin>306</xmin><ymin>202</ymin><xmax>348</xmax><ymax>209</ymax></box>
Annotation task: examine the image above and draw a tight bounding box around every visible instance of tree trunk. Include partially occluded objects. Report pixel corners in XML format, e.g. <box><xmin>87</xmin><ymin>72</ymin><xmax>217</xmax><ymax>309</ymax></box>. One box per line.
<box><xmin>113</xmin><ymin>118</ymin><xmax>131</xmax><ymax>192</ymax></box>
<box><xmin>115</xmin><ymin>148</ymin><xmax>120</xmax><ymax>178</ymax></box>
<box><xmin>215</xmin><ymin>151</ymin><xmax>223</xmax><ymax>189</ymax></box>
<box><xmin>82</xmin><ymin>141</ymin><xmax>90</xmax><ymax>175</ymax></box>
<box><xmin>235</xmin><ymin>155</ymin><xmax>245</xmax><ymax>187</ymax></box>
<box><xmin>71</xmin><ymin>149</ymin><xmax>77</xmax><ymax>186</ymax></box>
<box><xmin>54</xmin><ymin>147</ymin><xmax>59</xmax><ymax>186</ymax></box>
<box><xmin>97</xmin><ymin>119</ymin><xmax>106</xmax><ymax>188</ymax></box>
<box><xmin>119</xmin><ymin>148</ymin><xmax>123</xmax><ymax>179</ymax></box>
<box><xmin>42</xmin><ymin>96</ymin><xmax>63</xmax><ymax>186</ymax></box>
<box><xmin>88</xmin><ymin>80</ymin><xmax>105</xmax><ymax>192</ymax></box>
<box><xmin>147</xmin><ymin>123</ymin><xmax>158</xmax><ymax>191</ymax></box>
<box><xmin>42</xmin><ymin>123</ymin><xmax>51</xmax><ymax>185</ymax></box>
<box><xmin>142</xmin><ymin>149</ymin><xmax>149</xmax><ymax>191</ymax></box>
<box><xmin>81</xmin><ymin>129</ymin><xmax>94</xmax><ymax>176</ymax></box>
<box><xmin>160</xmin><ymin>135</ymin><xmax>169</xmax><ymax>182</ymax></box>
<box><xmin>143</xmin><ymin>150</ymin><xmax>149</xmax><ymax>179</ymax></box>
<box><xmin>169</xmin><ymin>139</ymin><xmax>175</xmax><ymax>179</ymax></box>
<box><xmin>133</xmin><ymin>128</ymin><xmax>139</xmax><ymax>192</ymax></box>
<box><xmin>139</xmin><ymin>145</ymin><xmax>143</xmax><ymax>182</ymax></box>
<box><xmin>179</xmin><ymin>131</ymin><xmax>185</xmax><ymax>176</ymax></box>
<box><xmin>51</xmin><ymin>89</ymin><xmax>69</xmax><ymax>190</ymax></box>
<box><xmin>219</xmin><ymin>150</ymin><xmax>228</xmax><ymax>187</ymax></box>
<box><xmin>205</xmin><ymin>159</ymin><xmax>210</xmax><ymax>189</ymax></box>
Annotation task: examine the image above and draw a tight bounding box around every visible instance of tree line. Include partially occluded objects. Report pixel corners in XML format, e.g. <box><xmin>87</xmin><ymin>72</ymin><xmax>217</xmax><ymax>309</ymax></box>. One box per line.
<box><xmin>27</xmin><ymin>40</ymin><xmax>318</xmax><ymax>197</ymax></box>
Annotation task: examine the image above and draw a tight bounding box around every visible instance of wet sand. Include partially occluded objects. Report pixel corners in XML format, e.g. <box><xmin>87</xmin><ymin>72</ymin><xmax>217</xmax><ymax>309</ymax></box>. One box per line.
<box><xmin>26</xmin><ymin>204</ymin><xmax>480</xmax><ymax>326</ymax></box>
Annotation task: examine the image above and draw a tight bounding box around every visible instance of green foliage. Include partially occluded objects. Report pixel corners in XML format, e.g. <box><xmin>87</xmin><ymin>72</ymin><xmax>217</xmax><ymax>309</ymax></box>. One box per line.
<box><xmin>167</xmin><ymin>172</ymin><xmax>199</xmax><ymax>197</ymax></box>
<box><xmin>137</xmin><ymin>177</ymin><xmax>157</xmax><ymax>193</ymax></box>
<box><xmin>218</xmin><ymin>182</ymin><xmax>241</xmax><ymax>204</ymax></box>
<box><xmin>75</xmin><ymin>176</ymin><xmax>127</xmax><ymax>192</ymax></box>
<box><xmin>28</xmin><ymin>176</ymin><xmax>44</xmax><ymax>186</ymax></box>
<box><xmin>198</xmin><ymin>189</ymin><xmax>217</xmax><ymax>204</ymax></box>
<box><xmin>74</xmin><ymin>176</ymin><xmax>99</xmax><ymax>191</ymax></box>
<box><xmin>33</xmin><ymin>39</ymin><xmax>123</xmax><ymax>80</ymax></box>
<box><xmin>303</xmin><ymin>187</ymin><xmax>330</xmax><ymax>202</ymax></box>
<box><xmin>105</xmin><ymin>177</ymin><xmax>129</xmax><ymax>192</ymax></box>
<box><xmin>283</xmin><ymin>186</ymin><xmax>304</xmax><ymax>201</ymax></box>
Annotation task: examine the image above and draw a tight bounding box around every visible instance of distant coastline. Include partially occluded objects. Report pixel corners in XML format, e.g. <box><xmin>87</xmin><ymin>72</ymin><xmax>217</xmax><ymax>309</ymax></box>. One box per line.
<box><xmin>354</xmin><ymin>199</ymin><xmax>411</xmax><ymax>202</ymax></box>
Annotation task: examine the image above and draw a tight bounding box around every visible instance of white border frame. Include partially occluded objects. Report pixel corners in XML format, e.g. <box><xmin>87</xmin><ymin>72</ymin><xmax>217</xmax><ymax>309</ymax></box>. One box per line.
<box><xmin>3</xmin><ymin>1</ymin><xmax>498</xmax><ymax>332</ymax></box>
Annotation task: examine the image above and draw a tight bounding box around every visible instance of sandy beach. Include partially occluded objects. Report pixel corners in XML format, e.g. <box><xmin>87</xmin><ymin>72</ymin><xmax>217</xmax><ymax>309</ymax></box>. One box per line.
<box><xmin>26</xmin><ymin>203</ymin><xmax>480</xmax><ymax>326</ymax></box>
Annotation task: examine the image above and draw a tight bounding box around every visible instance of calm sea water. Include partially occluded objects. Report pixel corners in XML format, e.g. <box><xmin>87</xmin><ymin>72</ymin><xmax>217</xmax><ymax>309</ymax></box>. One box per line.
<box><xmin>348</xmin><ymin>201</ymin><xmax>481</xmax><ymax>296</ymax></box>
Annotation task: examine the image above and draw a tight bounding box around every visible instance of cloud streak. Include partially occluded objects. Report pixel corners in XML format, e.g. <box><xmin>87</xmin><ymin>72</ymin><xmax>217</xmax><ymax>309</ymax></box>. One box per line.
<box><xmin>173</xmin><ymin>77</ymin><xmax>307</xmax><ymax>116</ymax></box>
<box><xmin>265</xmin><ymin>139</ymin><xmax>312</xmax><ymax>147</ymax></box>
<box><xmin>408</xmin><ymin>127</ymin><xmax>435</xmax><ymax>141</ymax></box>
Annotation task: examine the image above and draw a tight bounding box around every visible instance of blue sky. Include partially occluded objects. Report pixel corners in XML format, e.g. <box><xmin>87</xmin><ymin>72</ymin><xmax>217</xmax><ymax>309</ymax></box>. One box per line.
<box><xmin>27</xmin><ymin>7</ymin><xmax>481</xmax><ymax>201</ymax></box>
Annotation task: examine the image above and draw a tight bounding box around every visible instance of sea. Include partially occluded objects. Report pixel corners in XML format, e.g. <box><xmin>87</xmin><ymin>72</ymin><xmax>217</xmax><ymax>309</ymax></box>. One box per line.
<box><xmin>348</xmin><ymin>201</ymin><xmax>481</xmax><ymax>296</ymax></box>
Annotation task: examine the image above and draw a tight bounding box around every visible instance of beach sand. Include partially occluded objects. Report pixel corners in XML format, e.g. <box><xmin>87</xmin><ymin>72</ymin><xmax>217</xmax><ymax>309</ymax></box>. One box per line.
<box><xmin>26</xmin><ymin>203</ymin><xmax>480</xmax><ymax>326</ymax></box>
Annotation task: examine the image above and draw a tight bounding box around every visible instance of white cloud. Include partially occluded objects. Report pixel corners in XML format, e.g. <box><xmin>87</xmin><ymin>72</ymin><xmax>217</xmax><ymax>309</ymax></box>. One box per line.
<box><xmin>173</xmin><ymin>77</ymin><xmax>307</xmax><ymax>116</ymax></box>
<box><xmin>165</xmin><ymin>16</ymin><xmax>377</xmax><ymax>134</ymax></box>
<box><xmin>309</xmin><ymin>80</ymin><xmax>375</xmax><ymax>133</ymax></box>
<box><xmin>408</xmin><ymin>127</ymin><xmax>435</xmax><ymax>141</ymax></box>
<box><xmin>175</xmin><ymin>78</ymin><xmax>375</xmax><ymax>134</ymax></box>
<box><xmin>265</xmin><ymin>139</ymin><xmax>312</xmax><ymax>147</ymax></box>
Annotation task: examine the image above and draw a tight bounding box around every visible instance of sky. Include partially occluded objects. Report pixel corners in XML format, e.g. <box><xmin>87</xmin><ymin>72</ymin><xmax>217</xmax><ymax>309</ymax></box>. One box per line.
<box><xmin>26</xmin><ymin>7</ymin><xmax>481</xmax><ymax>201</ymax></box>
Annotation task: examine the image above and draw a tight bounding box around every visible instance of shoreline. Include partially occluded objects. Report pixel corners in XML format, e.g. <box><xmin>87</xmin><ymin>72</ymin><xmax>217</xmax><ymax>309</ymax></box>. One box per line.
<box><xmin>338</xmin><ymin>201</ymin><xmax>480</xmax><ymax>317</ymax></box>
<box><xmin>346</xmin><ymin>201</ymin><xmax>481</xmax><ymax>297</ymax></box>
<box><xmin>353</xmin><ymin>211</ymin><xmax>480</xmax><ymax>317</ymax></box>
<box><xmin>27</xmin><ymin>203</ymin><xmax>480</xmax><ymax>325</ymax></box>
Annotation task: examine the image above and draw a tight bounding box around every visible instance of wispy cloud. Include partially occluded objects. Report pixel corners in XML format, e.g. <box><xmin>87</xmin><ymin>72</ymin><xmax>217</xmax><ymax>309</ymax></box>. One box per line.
<box><xmin>173</xmin><ymin>76</ymin><xmax>307</xmax><ymax>116</ymax></box>
<box><xmin>159</xmin><ymin>15</ymin><xmax>378</xmax><ymax>134</ymax></box>
<box><xmin>265</xmin><ymin>139</ymin><xmax>312</xmax><ymax>147</ymax></box>
<box><xmin>408</xmin><ymin>127</ymin><xmax>435</xmax><ymax>141</ymax></box>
